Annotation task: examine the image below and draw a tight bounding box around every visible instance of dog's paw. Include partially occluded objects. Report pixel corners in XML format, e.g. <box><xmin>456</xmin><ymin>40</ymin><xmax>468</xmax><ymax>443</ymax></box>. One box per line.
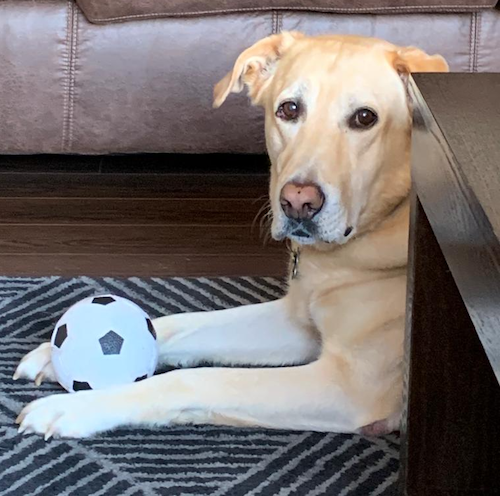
<box><xmin>16</xmin><ymin>391</ymin><xmax>115</xmax><ymax>439</ymax></box>
<box><xmin>13</xmin><ymin>342</ymin><xmax>57</xmax><ymax>385</ymax></box>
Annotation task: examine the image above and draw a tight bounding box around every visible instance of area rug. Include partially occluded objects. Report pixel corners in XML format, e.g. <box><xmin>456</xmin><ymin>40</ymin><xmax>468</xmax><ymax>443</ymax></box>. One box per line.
<box><xmin>0</xmin><ymin>276</ymin><xmax>399</xmax><ymax>496</ymax></box>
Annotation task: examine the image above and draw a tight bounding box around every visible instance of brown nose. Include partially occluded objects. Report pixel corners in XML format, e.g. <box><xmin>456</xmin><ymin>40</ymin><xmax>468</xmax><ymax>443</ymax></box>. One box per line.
<box><xmin>280</xmin><ymin>182</ymin><xmax>324</xmax><ymax>220</ymax></box>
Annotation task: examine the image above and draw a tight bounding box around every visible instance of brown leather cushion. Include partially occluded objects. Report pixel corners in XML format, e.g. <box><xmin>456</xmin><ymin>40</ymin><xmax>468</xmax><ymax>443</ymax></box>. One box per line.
<box><xmin>76</xmin><ymin>0</ymin><xmax>497</xmax><ymax>23</ymax></box>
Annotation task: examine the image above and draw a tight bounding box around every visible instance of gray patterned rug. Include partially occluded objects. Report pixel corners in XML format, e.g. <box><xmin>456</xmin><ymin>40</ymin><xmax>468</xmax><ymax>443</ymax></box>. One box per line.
<box><xmin>0</xmin><ymin>276</ymin><xmax>399</xmax><ymax>496</ymax></box>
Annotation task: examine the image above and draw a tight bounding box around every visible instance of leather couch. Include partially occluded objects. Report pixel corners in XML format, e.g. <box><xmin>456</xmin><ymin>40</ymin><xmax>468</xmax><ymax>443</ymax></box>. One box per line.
<box><xmin>1</xmin><ymin>0</ymin><xmax>499</xmax><ymax>154</ymax></box>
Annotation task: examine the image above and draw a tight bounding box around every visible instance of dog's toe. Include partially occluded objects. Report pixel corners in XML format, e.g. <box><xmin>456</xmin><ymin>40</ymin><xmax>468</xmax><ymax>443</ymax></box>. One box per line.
<box><xmin>17</xmin><ymin>391</ymin><xmax>117</xmax><ymax>439</ymax></box>
<box><xmin>14</xmin><ymin>342</ymin><xmax>57</xmax><ymax>384</ymax></box>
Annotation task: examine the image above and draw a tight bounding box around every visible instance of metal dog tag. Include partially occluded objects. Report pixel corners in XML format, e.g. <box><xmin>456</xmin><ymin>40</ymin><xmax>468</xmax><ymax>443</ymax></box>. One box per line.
<box><xmin>291</xmin><ymin>249</ymin><xmax>300</xmax><ymax>280</ymax></box>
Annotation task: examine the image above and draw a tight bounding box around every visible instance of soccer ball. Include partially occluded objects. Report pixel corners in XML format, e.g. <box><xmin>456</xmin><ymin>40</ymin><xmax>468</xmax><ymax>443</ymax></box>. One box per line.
<box><xmin>51</xmin><ymin>294</ymin><xmax>158</xmax><ymax>393</ymax></box>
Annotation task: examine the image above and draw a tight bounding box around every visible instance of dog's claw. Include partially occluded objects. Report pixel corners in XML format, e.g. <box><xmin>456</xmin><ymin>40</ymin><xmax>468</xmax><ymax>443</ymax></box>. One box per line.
<box><xmin>13</xmin><ymin>342</ymin><xmax>56</xmax><ymax>384</ymax></box>
<box><xmin>18</xmin><ymin>424</ymin><xmax>32</xmax><ymax>435</ymax></box>
<box><xmin>34</xmin><ymin>371</ymin><xmax>44</xmax><ymax>387</ymax></box>
<box><xmin>16</xmin><ymin>390</ymin><xmax>113</xmax><ymax>439</ymax></box>
<box><xmin>44</xmin><ymin>422</ymin><xmax>59</xmax><ymax>441</ymax></box>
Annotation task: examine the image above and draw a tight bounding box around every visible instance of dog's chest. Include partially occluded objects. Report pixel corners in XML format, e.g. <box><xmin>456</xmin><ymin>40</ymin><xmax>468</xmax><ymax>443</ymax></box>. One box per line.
<box><xmin>287</xmin><ymin>253</ymin><xmax>359</xmax><ymax>328</ymax></box>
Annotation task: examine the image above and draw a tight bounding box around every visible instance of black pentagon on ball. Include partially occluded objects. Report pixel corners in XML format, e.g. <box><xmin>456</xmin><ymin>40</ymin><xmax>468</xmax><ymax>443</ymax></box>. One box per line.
<box><xmin>54</xmin><ymin>324</ymin><xmax>68</xmax><ymax>348</ymax></box>
<box><xmin>135</xmin><ymin>374</ymin><xmax>148</xmax><ymax>382</ymax></box>
<box><xmin>99</xmin><ymin>330</ymin><xmax>124</xmax><ymax>355</ymax></box>
<box><xmin>92</xmin><ymin>296</ymin><xmax>116</xmax><ymax>306</ymax></box>
<box><xmin>73</xmin><ymin>380</ymin><xmax>92</xmax><ymax>391</ymax></box>
<box><xmin>146</xmin><ymin>318</ymin><xmax>157</xmax><ymax>340</ymax></box>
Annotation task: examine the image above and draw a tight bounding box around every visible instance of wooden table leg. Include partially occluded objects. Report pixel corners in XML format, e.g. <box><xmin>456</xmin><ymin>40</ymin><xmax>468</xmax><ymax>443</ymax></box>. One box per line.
<box><xmin>398</xmin><ymin>192</ymin><xmax>500</xmax><ymax>495</ymax></box>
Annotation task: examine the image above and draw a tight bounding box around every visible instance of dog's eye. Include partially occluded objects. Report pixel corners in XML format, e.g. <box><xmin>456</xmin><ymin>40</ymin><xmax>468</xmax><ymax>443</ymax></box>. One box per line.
<box><xmin>276</xmin><ymin>101</ymin><xmax>301</xmax><ymax>121</ymax></box>
<box><xmin>349</xmin><ymin>108</ymin><xmax>378</xmax><ymax>130</ymax></box>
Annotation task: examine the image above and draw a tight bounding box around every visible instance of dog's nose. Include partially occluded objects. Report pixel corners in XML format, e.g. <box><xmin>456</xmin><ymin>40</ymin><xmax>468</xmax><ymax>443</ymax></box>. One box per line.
<box><xmin>280</xmin><ymin>182</ymin><xmax>324</xmax><ymax>220</ymax></box>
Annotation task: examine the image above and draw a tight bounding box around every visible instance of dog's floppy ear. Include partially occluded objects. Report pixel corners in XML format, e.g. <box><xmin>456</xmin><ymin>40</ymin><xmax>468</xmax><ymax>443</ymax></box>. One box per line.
<box><xmin>390</xmin><ymin>47</ymin><xmax>448</xmax><ymax>126</ymax></box>
<box><xmin>213</xmin><ymin>31</ymin><xmax>303</xmax><ymax>108</ymax></box>
<box><xmin>392</xmin><ymin>46</ymin><xmax>449</xmax><ymax>84</ymax></box>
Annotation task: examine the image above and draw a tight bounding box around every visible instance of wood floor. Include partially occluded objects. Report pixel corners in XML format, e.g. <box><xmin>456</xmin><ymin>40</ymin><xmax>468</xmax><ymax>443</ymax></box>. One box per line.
<box><xmin>0</xmin><ymin>154</ymin><xmax>287</xmax><ymax>277</ymax></box>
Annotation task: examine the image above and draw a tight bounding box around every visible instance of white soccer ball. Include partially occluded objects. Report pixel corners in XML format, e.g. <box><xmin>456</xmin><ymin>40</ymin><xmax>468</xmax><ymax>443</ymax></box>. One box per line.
<box><xmin>50</xmin><ymin>294</ymin><xmax>158</xmax><ymax>393</ymax></box>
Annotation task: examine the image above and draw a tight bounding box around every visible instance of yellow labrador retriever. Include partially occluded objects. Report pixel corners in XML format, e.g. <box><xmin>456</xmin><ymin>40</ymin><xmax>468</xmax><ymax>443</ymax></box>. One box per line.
<box><xmin>14</xmin><ymin>33</ymin><xmax>447</xmax><ymax>439</ymax></box>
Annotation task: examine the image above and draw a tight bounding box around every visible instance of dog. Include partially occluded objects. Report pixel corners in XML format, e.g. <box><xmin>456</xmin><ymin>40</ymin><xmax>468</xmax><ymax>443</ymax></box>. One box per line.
<box><xmin>13</xmin><ymin>33</ymin><xmax>447</xmax><ymax>439</ymax></box>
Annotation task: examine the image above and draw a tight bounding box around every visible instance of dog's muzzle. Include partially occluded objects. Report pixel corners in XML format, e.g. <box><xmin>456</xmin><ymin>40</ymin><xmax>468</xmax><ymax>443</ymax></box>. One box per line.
<box><xmin>274</xmin><ymin>181</ymin><xmax>353</xmax><ymax>245</ymax></box>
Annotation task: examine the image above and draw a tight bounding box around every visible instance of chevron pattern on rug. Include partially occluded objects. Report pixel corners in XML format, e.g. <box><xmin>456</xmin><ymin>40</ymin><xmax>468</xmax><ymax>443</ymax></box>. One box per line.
<box><xmin>0</xmin><ymin>276</ymin><xmax>399</xmax><ymax>496</ymax></box>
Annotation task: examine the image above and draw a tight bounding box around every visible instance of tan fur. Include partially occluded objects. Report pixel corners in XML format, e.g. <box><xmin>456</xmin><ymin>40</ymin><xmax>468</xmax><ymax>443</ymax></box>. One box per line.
<box><xmin>14</xmin><ymin>34</ymin><xmax>447</xmax><ymax>439</ymax></box>
<box><xmin>214</xmin><ymin>33</ymin><xmax>446</xmax><ymax>429</ymax></box>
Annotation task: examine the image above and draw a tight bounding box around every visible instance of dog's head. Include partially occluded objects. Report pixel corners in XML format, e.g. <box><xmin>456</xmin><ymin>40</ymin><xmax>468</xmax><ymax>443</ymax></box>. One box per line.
<box><xmin>214</xmin><ymin>33</ymin><xmax>447</xmax><ymax>247</ymax></box>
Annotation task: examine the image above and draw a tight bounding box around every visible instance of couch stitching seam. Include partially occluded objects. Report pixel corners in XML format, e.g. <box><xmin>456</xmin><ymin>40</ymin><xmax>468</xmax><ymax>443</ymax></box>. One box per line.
<box><xmin>83</xmin><ymin>5</ymin><xmax>486</xmax><ymax>23</ymax></box>
<box><xmin>62</xmin><ymin>1</ymin><xmax>78</xmax><ymax>152</ymax></box>
<box><xmin>469</xmin><ymin>13</ymin><xmax>476</xmax><ymax>72</ymax></box>
<box><xmin>67</xmin><ymin>7</ymin><xmax>79</xmax><ymax>150</ymax></box>
<box><xmin>474</xmin><ymin>11</ymin><xmax>482</xmax><ymax>72</ymax></box>
<box><xmin>277</xmin><ymin>11</ymin><xmax>283</xmax><ymax>33</ymax></box>
<box><xmin>61</xmin><ymin>0</ymin><xmax>73</xmax><ymax>151</ymax></box>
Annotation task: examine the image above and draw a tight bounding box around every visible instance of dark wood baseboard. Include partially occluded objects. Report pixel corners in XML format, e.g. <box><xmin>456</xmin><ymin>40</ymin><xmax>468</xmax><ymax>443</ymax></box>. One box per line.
<box><xmin>0</xmin><ymin>154</ymin><xmax>287</xmax><ymax>277</ymax></box>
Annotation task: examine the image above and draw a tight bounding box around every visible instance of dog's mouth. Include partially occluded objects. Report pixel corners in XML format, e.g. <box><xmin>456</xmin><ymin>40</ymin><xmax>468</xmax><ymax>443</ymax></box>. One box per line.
<box><xmin>271</xmin><ymin>186</ymin><xmax>354</xmax><ymax>246</ymax></box>
<box><xmin>273</xmin><ymin>219</ymin><xmax>319</xmax><ymax>244</ymax></box>
<box><xmin>272</xmin><ymin>217</ymin><xmax>356</xmax><ymax>246</ymax></box>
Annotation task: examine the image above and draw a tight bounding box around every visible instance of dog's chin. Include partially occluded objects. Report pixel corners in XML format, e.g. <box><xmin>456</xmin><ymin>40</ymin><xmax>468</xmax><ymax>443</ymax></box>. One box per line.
<box><xmin>287</xmin><ymin>233</ymin><xmax>319</xmax><ymax>245</ymax></box>
<box><xmin>272</xmin><ymin>222</ymin><xmax>355</xmax><ymax>246</ymax></box>
<box><xmin>272</xmin><ymin>226</ymin><xmax>322</xmax><ymax>246</ymax></box>
<box><xmin>272</xmin><ymin>219</ymin><xmax>318</xmax><ymax>245</ymax></box>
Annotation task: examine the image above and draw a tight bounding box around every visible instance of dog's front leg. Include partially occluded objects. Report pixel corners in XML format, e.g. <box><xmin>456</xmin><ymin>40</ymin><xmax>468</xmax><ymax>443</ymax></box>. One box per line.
<box><xmin>17</xmin><ymin>359</ymin><xmax>360</xmax><ymax>438</ymax></box>
<box><xmin>14</xmin><ymin>298</ymin><xmax>319</xmax><ymax>384</ymax></box>
<box><xmin>153</xmin><ymin>298</ymin><xmax>319</xmax><ymax>367</ymax></box>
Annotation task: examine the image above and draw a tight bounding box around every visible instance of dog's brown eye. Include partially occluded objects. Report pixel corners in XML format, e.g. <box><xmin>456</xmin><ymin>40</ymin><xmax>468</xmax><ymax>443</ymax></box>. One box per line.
<box><xmin>276</xmin><ymin>101</ymin><xmax>301</xmax><ymax>121</ymax></box>
<box><xmin>349</xmin><ymin>108</ymin><xmax>378</xmax><ymax>130</ymax></box>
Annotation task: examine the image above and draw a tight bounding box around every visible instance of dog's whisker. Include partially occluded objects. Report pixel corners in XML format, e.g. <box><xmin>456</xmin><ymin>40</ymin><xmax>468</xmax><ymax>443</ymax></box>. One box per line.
<box><xmin>252</xmin><ymin>199</ymin><xmax>272</xmax><ymax>237</ymax></box>
<box><xmin>261</xmin><ymin>215</ymin><xmax>274</xmax><ymax>245</ymax></box>
<box><xmin>254</xmin><ymin>199</ymin><xmax>271</xmax><ymax>219</ymax></box>
<box><xmin>252</xmin><ymin>194</ymin><xmax>269</xmax><ymax>205</ymax></box>
<box><xmin>258</xmin><ymin>209</ymin><xmax>273</xmax><ymax>243</ymax></box>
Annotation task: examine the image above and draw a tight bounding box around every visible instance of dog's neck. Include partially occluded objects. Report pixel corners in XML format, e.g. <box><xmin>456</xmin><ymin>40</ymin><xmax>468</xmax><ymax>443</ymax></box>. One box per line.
<box><xmin>289</xmin><ymin>194</ymin><xmax>410</xmax><ymax>279</ymax></box>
